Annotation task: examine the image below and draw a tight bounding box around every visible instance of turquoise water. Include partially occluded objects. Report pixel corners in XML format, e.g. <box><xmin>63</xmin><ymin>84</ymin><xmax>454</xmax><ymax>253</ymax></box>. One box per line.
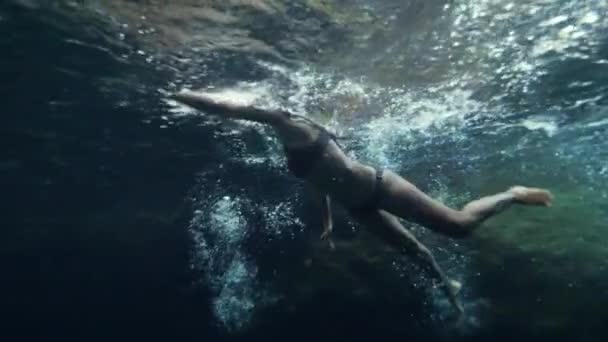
<box><xmin>2</xmin><ymin>0</ymin><xmax>607</xmax><ymax>340</ymax></box>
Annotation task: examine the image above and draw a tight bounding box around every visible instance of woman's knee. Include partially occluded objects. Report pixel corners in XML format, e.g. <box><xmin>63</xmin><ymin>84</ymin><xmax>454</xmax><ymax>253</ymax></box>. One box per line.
<box><xmin>437</xmin><ymin>212</ymin><xmax>477</xmax><ymax>239</ymax></box>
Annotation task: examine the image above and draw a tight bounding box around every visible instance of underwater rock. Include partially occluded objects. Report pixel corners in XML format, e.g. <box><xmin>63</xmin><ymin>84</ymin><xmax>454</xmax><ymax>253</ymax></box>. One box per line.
<box><xmin>75</xmin><ymin>0</ymin><xmax>353</xmax><ymax>62</ymax></box>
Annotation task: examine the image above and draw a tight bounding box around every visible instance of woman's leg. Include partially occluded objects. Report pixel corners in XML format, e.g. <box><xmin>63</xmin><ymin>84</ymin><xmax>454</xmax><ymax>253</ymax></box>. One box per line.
<box><xmin>351</xmin><ymin>209</ymin><xmax>464</xmax><ymax>315</ymax></box>
<box><xmin>380</xmin><ymin>171</ymin><xmax>553</xmax><ymax>238</ymax></box>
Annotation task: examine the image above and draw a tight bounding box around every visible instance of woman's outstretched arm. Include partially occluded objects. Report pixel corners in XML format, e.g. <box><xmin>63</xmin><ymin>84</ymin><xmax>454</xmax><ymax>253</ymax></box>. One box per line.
<box><xmin>172</xmin><ymin>90</ymin><xmax>287</xmax><ymax>125</ymax></box>
<box><xmin>319</xmin><ymin>193</ymin><xmax>335</xmax><ymax>250</ymax></box>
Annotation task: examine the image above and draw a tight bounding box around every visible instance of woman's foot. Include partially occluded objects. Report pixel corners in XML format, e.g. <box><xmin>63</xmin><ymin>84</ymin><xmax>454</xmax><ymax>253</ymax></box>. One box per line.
<box><xmin>508</xmin><ymin>186</ymin><xmax>553</xmax><ymax>206</ymax></box>
<box><xmin>449</xmin><ymin>279</ymin><xmax>462</xmax><ymax>295</ymax></box>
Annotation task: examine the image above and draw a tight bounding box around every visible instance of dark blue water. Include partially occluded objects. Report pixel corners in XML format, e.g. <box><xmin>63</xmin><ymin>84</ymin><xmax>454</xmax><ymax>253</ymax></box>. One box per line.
<box><xmin>2</xmin><ymin>1</ymin><xmax>608</xmax><ymax>341</ymax></box>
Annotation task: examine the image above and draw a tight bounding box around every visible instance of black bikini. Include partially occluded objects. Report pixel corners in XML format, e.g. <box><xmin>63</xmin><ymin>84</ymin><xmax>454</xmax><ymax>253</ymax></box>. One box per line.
<box><xmin>284</xmin><ymin>130</ymin><xmax>332</xmax><ymax>178</ymax></box>
<box><xmin>284</xmin><ymin>130</ymin><xmax>384</xmax><ymax>212</ymax></box>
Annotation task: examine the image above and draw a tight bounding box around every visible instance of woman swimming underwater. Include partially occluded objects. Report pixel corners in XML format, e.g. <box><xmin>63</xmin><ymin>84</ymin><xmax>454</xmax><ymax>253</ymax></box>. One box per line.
<box><xmin>173</xmin><ymin>90</ymin><xmax>553</xmax><ymax>316</ymax></box>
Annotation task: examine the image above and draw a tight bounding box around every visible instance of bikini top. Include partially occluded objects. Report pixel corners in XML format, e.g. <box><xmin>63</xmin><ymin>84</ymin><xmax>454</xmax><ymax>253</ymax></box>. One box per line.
<box><xmin>284</xmin><ymin>129</ymin><xmax>332</xmax><ymax>178</ymax></box>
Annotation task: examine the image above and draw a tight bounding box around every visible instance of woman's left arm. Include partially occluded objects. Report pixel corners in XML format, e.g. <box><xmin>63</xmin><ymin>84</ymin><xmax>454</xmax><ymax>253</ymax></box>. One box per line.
<box><xmin>320</xmin><ymin>193</ymin><xmax>335</xmax><ymax>250</ymax></box>
<box><xmin>172</xmin><ymin>90</ymin><xmax>287</xmax><ymax>125</ymax></box>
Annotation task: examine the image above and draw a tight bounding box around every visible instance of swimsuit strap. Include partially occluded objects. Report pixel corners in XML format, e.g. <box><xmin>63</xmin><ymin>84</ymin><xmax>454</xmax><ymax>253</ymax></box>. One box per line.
<box><xmin>376</xmin><ymin>168</ymin><xmax>384</xmax><ymax>182</ymax></box>
<box><xmin>371</xmin><ymin>168</ymin><xmax>385</xmax><ymax>205</ymax></box>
